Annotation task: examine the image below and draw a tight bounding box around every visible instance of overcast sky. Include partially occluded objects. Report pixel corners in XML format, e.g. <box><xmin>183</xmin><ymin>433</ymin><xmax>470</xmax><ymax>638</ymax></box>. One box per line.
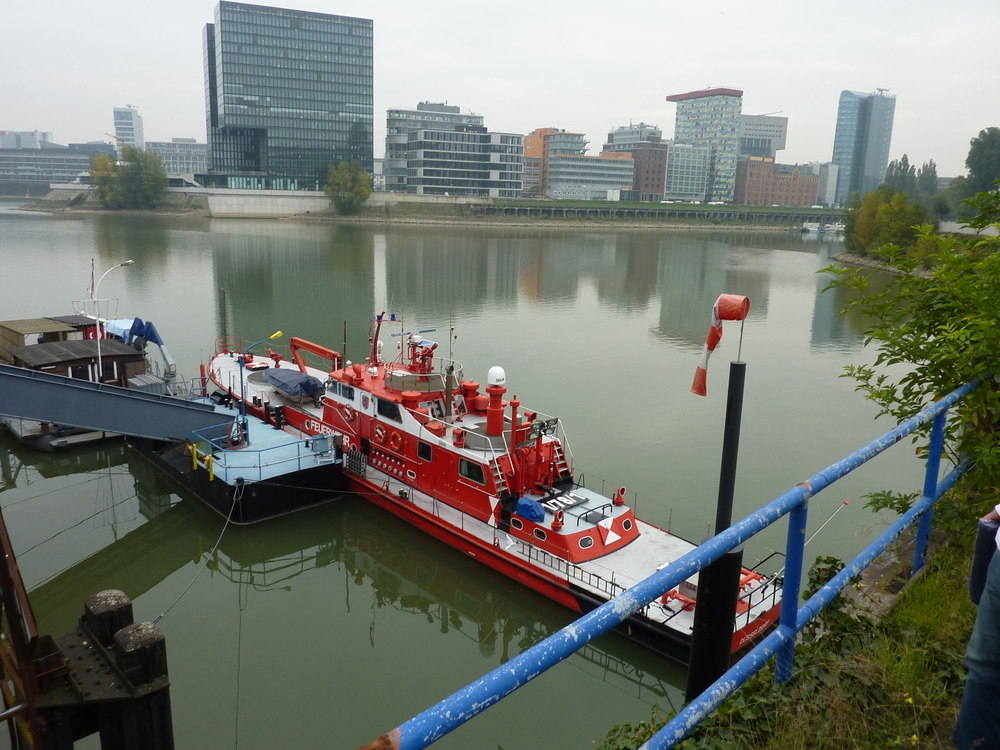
<box><xmin>4</xmin><ymin>0</ymin><xmax>997</xmax><ymax>177</ymax></box>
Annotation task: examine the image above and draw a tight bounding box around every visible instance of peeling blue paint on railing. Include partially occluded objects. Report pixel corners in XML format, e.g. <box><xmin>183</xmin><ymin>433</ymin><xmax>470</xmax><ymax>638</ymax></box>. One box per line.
<box><xmin>359</xmin><ymin>378</ymin><xmax>979</xmax><ymax>750</ymax></box>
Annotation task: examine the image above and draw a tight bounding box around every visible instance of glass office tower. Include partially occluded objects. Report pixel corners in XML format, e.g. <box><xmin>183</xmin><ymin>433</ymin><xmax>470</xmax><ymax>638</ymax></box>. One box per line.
<box><xmin>203</xmin><ymin>1</ymin><xmax>373</xmax><ymax>190</ymax></box>
<box><xmin>831</xmin><ymin>89</ymin><xmax>896</xmax><ymax>205</ymax></box>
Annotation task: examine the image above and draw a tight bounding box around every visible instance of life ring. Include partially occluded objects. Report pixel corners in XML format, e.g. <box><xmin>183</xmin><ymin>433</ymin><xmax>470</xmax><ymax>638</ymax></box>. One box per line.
<box><xmin>389</xmin><ymin>430</ymin><xmax>403</xmax><ymax>451</ymax></box>
<box><xmin>374</xmin><ymin>424</ymin><xmax>387</xmax><ymax>443</ymax></box>
<box><xmin>342</xmin><ymin>404</ymin><xmax>355</xmax><ymax>422</ymax></box>
<box><xmin>227</xmin><ymin>420</ymin><xmax>246</xmax><ymax>450</ymax></box>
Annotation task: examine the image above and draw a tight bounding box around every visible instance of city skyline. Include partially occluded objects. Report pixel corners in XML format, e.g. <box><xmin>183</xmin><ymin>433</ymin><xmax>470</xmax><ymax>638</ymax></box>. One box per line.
<box><xmin>4</xmin><ymin>0</ymin><xmax>997</xmax><ymax>178</ymax></box>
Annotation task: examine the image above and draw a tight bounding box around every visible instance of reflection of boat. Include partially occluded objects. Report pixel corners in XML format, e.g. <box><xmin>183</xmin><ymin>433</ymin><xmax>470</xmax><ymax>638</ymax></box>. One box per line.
<box><xmin>202</xmin><ymin>314</ymin><xmax>782</xmax><ymax>662</ymax></box>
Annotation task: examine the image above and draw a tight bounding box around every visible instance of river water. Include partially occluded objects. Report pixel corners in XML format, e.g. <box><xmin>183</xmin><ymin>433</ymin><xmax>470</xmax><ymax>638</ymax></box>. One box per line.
<box><xmin>0</xmin><ymin>201</ymin><xmax>916</xmax><ymax>749</ymax></box>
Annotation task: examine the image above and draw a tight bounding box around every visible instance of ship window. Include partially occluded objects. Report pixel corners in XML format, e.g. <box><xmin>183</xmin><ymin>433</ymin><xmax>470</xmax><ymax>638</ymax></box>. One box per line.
<box><xmin>418</xmin><ymin>441</ymin><xmax>431</xmax><ymax>461</ymax></box>
<box><xmin>510</xmin><ymin>517</ymin><xmax>523</xmax><ymax>530</ymax></box>
<box><xmin>339</xmin><ymin>383</ymin><xmax>355</xmax><ymax>400</ymax></box>
<box><xmin>459</xmin><ymin>459</ymin><xmax>485</xmax><ymax>484</ymax></box>
<box><xmin>533</xmin><ymin>528</ymin><xmax>547</xmax><ymax>541</ymax></box>
<box><xmin>622</xmin><ymin>518</ymin><xmax>633</xmax><ymax>531</ymax></box>
<box><xmin>377</xmin><ymin>398</ymin><xmax>402</xmax><ymax>422</ymax></box>
<box><xmin>579</xmin><ymin>536</ymin><xmax>594</xmax><ymax>549</ymax></box>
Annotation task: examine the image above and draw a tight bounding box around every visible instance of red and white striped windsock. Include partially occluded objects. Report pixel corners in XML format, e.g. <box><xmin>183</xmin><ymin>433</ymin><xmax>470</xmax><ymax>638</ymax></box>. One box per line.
<box><xmin>691</xmin><ymin>294</ymin><xmax>751</xmax><ymax>397</ymax></box>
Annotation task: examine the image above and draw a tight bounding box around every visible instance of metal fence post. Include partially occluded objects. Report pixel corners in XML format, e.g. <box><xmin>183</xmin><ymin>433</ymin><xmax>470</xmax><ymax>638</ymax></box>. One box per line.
<box><xmin>776</xmin><ymin>501</ymin><xmax>808</xmax><ymax>683</ymax></box>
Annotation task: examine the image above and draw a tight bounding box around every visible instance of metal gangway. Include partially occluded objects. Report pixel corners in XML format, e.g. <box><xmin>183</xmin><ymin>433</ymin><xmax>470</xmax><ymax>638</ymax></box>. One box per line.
<box><xmin>361</xmin><ymin>378</ymin><xmax>979</xmax><ymax>750</ymax></box>
<box><xmin>0</xmin><ymin>363</ymin><xmax>228</xmax><ymax>441</ymax></box>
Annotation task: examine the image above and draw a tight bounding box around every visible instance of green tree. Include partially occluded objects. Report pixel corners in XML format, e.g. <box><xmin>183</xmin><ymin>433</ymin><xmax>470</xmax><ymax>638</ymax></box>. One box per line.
<box><xmin>825</xmin><ymin>189</ymin><xmax>1000</xmax><ymax>519</ymax></box>
<box><xmin>323</xmin><ymin>161</ymin><xmax>371</xmax><ymax>215</ymax></box>
<box><xmin>90</xmin><ymin>153</ymin><xmax>119</xmax><ymax>208</ymax></box>
<box><xmin>88</xmin><ymin>147</ymin><xmax>167</xmax><ymax>209</ymax></box>
<box><xmin>966</xmin><ymin>127</ymin><xmax>1000</xmax><ymax>194</ymax></box>
<box><xmin>843</xmin><ymin>185</ymin><xmax>929</xmax><ymax>256</ymax></box>
<box><xmin>883</xmin><ymin>154</ymin><xmax>917</xmax><ymax>199</ymax></box>
<box><xmin>916</xmin><ymin>159</ymin><xmax>938</xmax><ymax>203</ymax></box>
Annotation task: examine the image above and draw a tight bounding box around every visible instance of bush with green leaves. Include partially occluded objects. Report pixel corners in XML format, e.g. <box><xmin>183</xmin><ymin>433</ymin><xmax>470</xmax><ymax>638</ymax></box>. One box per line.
<box><xmin>89</xmin><ymin>146</ymin><xmax>166</xmax><ymax>209</ymax></box>
<box><xmin>825</xmin><ymin>188</ymin><xmax>1000</xmax><ymax>523</ymax></box>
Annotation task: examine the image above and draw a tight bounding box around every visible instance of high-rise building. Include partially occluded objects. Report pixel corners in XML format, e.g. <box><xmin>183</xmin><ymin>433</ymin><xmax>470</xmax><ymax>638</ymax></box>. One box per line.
<box><xmin>523</xmin><ymin>128</ymin><xmax>588</xmax><ymax>197</ymax></box>
<box><xmin>739</xmin><ymin>115</ymin><xmax>787</xmax><ymax>158</ymax></box>
<box><xmin>113</xmin><ymin>106</ymin><xmax>144</xmax><ymax>154</ymax></box>
<box><xmin>831</xmin><ymin>89</ymin><xmax>896</xmax><ymax>205</ymax></box>
<box><xmin>665</xmin><ymin>88</ymin><xmax>743</xmax><ymax>202</ymax></box>
<box><xmin>203</xmin><ymin>1</ymin><xmax>373</xmax><ymax>190</ymax></box>
<box><xmin>384</xmin><ymin>103</ymin><xmax>484</xmax><ymax>192</ymax></box>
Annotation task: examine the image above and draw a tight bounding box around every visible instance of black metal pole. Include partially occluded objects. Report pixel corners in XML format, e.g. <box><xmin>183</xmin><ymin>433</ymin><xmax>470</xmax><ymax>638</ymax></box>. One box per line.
<box><xmin>686</xmin><ymin>360</ymin><xmax>746</xmax><ymax>701</ymax></box>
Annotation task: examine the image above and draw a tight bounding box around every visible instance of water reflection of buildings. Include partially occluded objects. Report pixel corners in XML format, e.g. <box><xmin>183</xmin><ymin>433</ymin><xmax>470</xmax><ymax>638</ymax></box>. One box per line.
<box><xmin>655</xmin><ymin>235</ymin><xmax>771</xmax><ymax>347</ymax></box>
<box><xmin>209</xmin><ymin>221</ymin><xmax>377</xmax><ymax>363</ymax></box>
<box><xmin>378</xmin><ymin>228</ymin><xmax>668</xmax><ymax>318</ymax></box>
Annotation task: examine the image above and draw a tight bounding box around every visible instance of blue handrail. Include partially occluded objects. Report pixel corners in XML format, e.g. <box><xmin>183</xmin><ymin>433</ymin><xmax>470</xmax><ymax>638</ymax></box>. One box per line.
<box><xmin>361</xmin><ymin>378</ymin><xmax>979</xmax><ymax>750</ymax></box>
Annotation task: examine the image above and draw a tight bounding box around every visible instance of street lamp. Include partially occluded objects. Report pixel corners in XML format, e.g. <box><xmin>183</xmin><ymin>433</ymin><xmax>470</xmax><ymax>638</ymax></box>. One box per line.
<box><xmin>237</xmin><ymin>331</ymin><xmax>283</xmax><ymax>447</ymax></box>
<box><xmin>92</xmin><ymin>259</ymin><xmax>135</xmax><ymax>384</ymax></box>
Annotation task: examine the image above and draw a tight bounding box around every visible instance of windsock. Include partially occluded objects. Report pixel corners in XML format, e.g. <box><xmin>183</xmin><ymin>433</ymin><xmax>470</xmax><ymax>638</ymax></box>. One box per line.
<box><xmin>691</xmin><ymin>294</ymin><xmax>750</xmax><ymax>396</ymax></box>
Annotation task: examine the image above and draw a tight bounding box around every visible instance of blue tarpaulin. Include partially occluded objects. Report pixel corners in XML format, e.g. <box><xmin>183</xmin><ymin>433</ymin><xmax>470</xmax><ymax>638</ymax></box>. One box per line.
<box><xmin>515</xmin><ymin>496</ymin><xmax>546</xmax><ymax>522</ymax></box>
<box><xmin>263</xmin><ymin>367</ymin><xmax>325</xmax><ymax>397</ymax></box>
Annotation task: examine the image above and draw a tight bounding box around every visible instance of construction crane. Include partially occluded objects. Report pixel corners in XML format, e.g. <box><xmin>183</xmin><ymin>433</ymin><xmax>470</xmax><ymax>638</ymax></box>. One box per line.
<box><xmin>105</xmin><ymin>133</ymin><xmax>126</xmax><ymax>156</ymax></box>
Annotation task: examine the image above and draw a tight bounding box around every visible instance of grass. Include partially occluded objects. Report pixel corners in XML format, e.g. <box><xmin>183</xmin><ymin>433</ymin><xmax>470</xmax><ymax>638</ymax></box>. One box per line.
<box><xmin>598</xmin><ymin>538</ymin><xmax>978</xmax><ymax>749</ymax></box>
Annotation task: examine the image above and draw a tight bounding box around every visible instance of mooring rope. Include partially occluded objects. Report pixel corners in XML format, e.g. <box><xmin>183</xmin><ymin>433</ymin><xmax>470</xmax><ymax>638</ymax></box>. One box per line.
<box><xmin>152</xmin><ymin>479</ymin><xmax>244</xmax><ymax>625</ymax></box>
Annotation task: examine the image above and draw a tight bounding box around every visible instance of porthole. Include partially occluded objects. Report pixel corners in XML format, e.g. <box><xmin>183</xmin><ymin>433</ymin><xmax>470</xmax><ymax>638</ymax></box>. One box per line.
<box><xmin>533</xmin><ymin>528</ymin><xmax>547</xmax><ymax>541</ymax></box>
<box><xmin>579</xmin><ymin>536</ymin><xmax>594</xmax><ymax>549</ymax></box>
<box><xmin>510</xmin><ymin>517</ymin><xmax>523</xmax><ymax>530</ymax></box>
<box><xmin>622</xmin><ymin>518</ymin><xmax>633</xmax><ymax>531</ymax></box>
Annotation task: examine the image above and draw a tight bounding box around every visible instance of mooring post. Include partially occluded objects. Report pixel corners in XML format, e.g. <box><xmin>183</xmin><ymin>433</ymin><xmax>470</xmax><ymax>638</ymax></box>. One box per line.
<box><xmin>686</xmin><ymin>361</ymin><xmax>746</xmax><ymax>701</ymax></box>
<box><xmin>30</xmin><ymin>590</ymin><xmax>175</xmax><ymax>750</ymax></box>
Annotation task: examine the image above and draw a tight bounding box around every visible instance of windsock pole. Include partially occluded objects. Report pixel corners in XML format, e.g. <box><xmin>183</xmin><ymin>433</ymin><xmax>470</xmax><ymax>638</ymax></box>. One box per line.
<box><xmin>687</xmin><ymin>294</ymin><xmax>751</xmax><ymax>701</ymax></box>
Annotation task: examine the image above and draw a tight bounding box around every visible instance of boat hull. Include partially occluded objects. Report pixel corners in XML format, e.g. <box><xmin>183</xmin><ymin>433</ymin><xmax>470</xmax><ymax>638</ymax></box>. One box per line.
<box><xmin>128</xmin><ymin>437</ymin><xmax>346</xmax><ymax>525</ymax></box>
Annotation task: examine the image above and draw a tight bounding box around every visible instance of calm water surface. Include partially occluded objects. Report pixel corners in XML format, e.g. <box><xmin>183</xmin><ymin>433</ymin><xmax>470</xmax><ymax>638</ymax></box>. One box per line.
<box><xmin>0</xmin><ymin>200</ymin><xmax>914</xmax><ymax>748</ymax></box>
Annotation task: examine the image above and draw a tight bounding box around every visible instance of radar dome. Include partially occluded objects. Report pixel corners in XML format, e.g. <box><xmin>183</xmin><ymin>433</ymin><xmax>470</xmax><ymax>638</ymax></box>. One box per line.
<box><xmin>487</xmin><ymin>366</ymin><xmax>506</xmax><ymax>386</ymax></box>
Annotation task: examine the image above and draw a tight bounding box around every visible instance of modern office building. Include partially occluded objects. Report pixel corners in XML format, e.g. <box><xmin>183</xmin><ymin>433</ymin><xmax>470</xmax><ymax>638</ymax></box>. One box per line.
<box><xmin>734</xmin><ymin>156</ymin><xmax>819</xmax><ymax>206</ymax></box>
<box><xmin>0</xmin><ymin>140</ymin><xmax>115</xmax><ymax>195</ymax></box>
<box><xmin>799</xmin><ymin>161</ymin><xmax>840</xmax><ymax>206</ymax></box>
<box><xmin>404</xmin><ymin>127</ymin><xmax>523</xmax><ymax>197</ymax></box>
<box><xmin>662</xmin><ymin>142</ymin><xmax>711</xmax><ymax>202</ymax></box>
<box><xmin>523</xmin><ymin>128</ymin><xmax>591</xmax><ymax>197</ymax></box>
<box><xmin>113</xmin><ymin>107</ymin><xmax>144</xmax><ymax>154</ymax></box>
<box><xmin>831</xmin><ymin>89</ymin><xmax>896</xmax><ymax>204</ymax></box>
<box><xmin>384</xmin><ymin>103</ymin><xmax>484</xmax><ymax>192</ymax></box>
<box><xmin>203</xmin><ymin>1</ymin><xmax>373</xmax><ymax>190</ymax></box>
<box><xmin>545</xmin><ymin>151</ymin><xmax>634</xmax><ymax>201</ymax></box>
<box><xmin>666</xmin><ymin>88</ymin><xmax>743</xmax><ymax>202</ymax></box>
<box><xmin>603</xmin><ymin>124</ymin><xmax>670</xmax><ymax>202</ymax></box>
<box><xmin>0</xmin><ymin>131</ymin><xmax>54</xmax><ymax>149</ymax></box>
<box><xmin>145</xmin><ymin>138</ymin><xmax>208</xmax><ymax>174</ymax></box>
<box><xmin>739</xmin><ymin>115</ymin><xmax>787</xmax><ymax>158</ymax></box>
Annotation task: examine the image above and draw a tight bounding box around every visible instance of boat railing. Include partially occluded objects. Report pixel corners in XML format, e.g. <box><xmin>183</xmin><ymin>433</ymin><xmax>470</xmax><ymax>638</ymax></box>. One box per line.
<box><xmin>188</xmin><ymin>425</ymin><xmax>339</xmax><ymax>484</ymax></box>
<box><xmin>365</xmin><ymin>377</ymin><xmax>980</xmax><ymax>750</ymax></box>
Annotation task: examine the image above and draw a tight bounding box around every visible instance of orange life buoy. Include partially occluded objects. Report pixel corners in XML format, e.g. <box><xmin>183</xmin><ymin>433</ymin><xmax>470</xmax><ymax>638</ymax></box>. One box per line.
<box><xmin>342</xmin><ymin>404</ymin><xmax>355</xmax><ymax>422</ymax></box>
<box><xmin>389</xmin><ymin>430</ymin><xmax>403</xmax><ymax>451</ymax></box>
<box><xmin>374</xmin><ymin>424</ymin><xmax>387</xmax><ymax>443</ymax></box>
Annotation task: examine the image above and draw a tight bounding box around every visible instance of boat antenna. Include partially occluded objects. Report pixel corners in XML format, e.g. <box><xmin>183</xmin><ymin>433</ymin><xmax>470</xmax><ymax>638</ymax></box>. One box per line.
<box><xmin>737</xmin><ymin>316</ymin><xmax>746</xmax><ymax>361</ymax></box>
